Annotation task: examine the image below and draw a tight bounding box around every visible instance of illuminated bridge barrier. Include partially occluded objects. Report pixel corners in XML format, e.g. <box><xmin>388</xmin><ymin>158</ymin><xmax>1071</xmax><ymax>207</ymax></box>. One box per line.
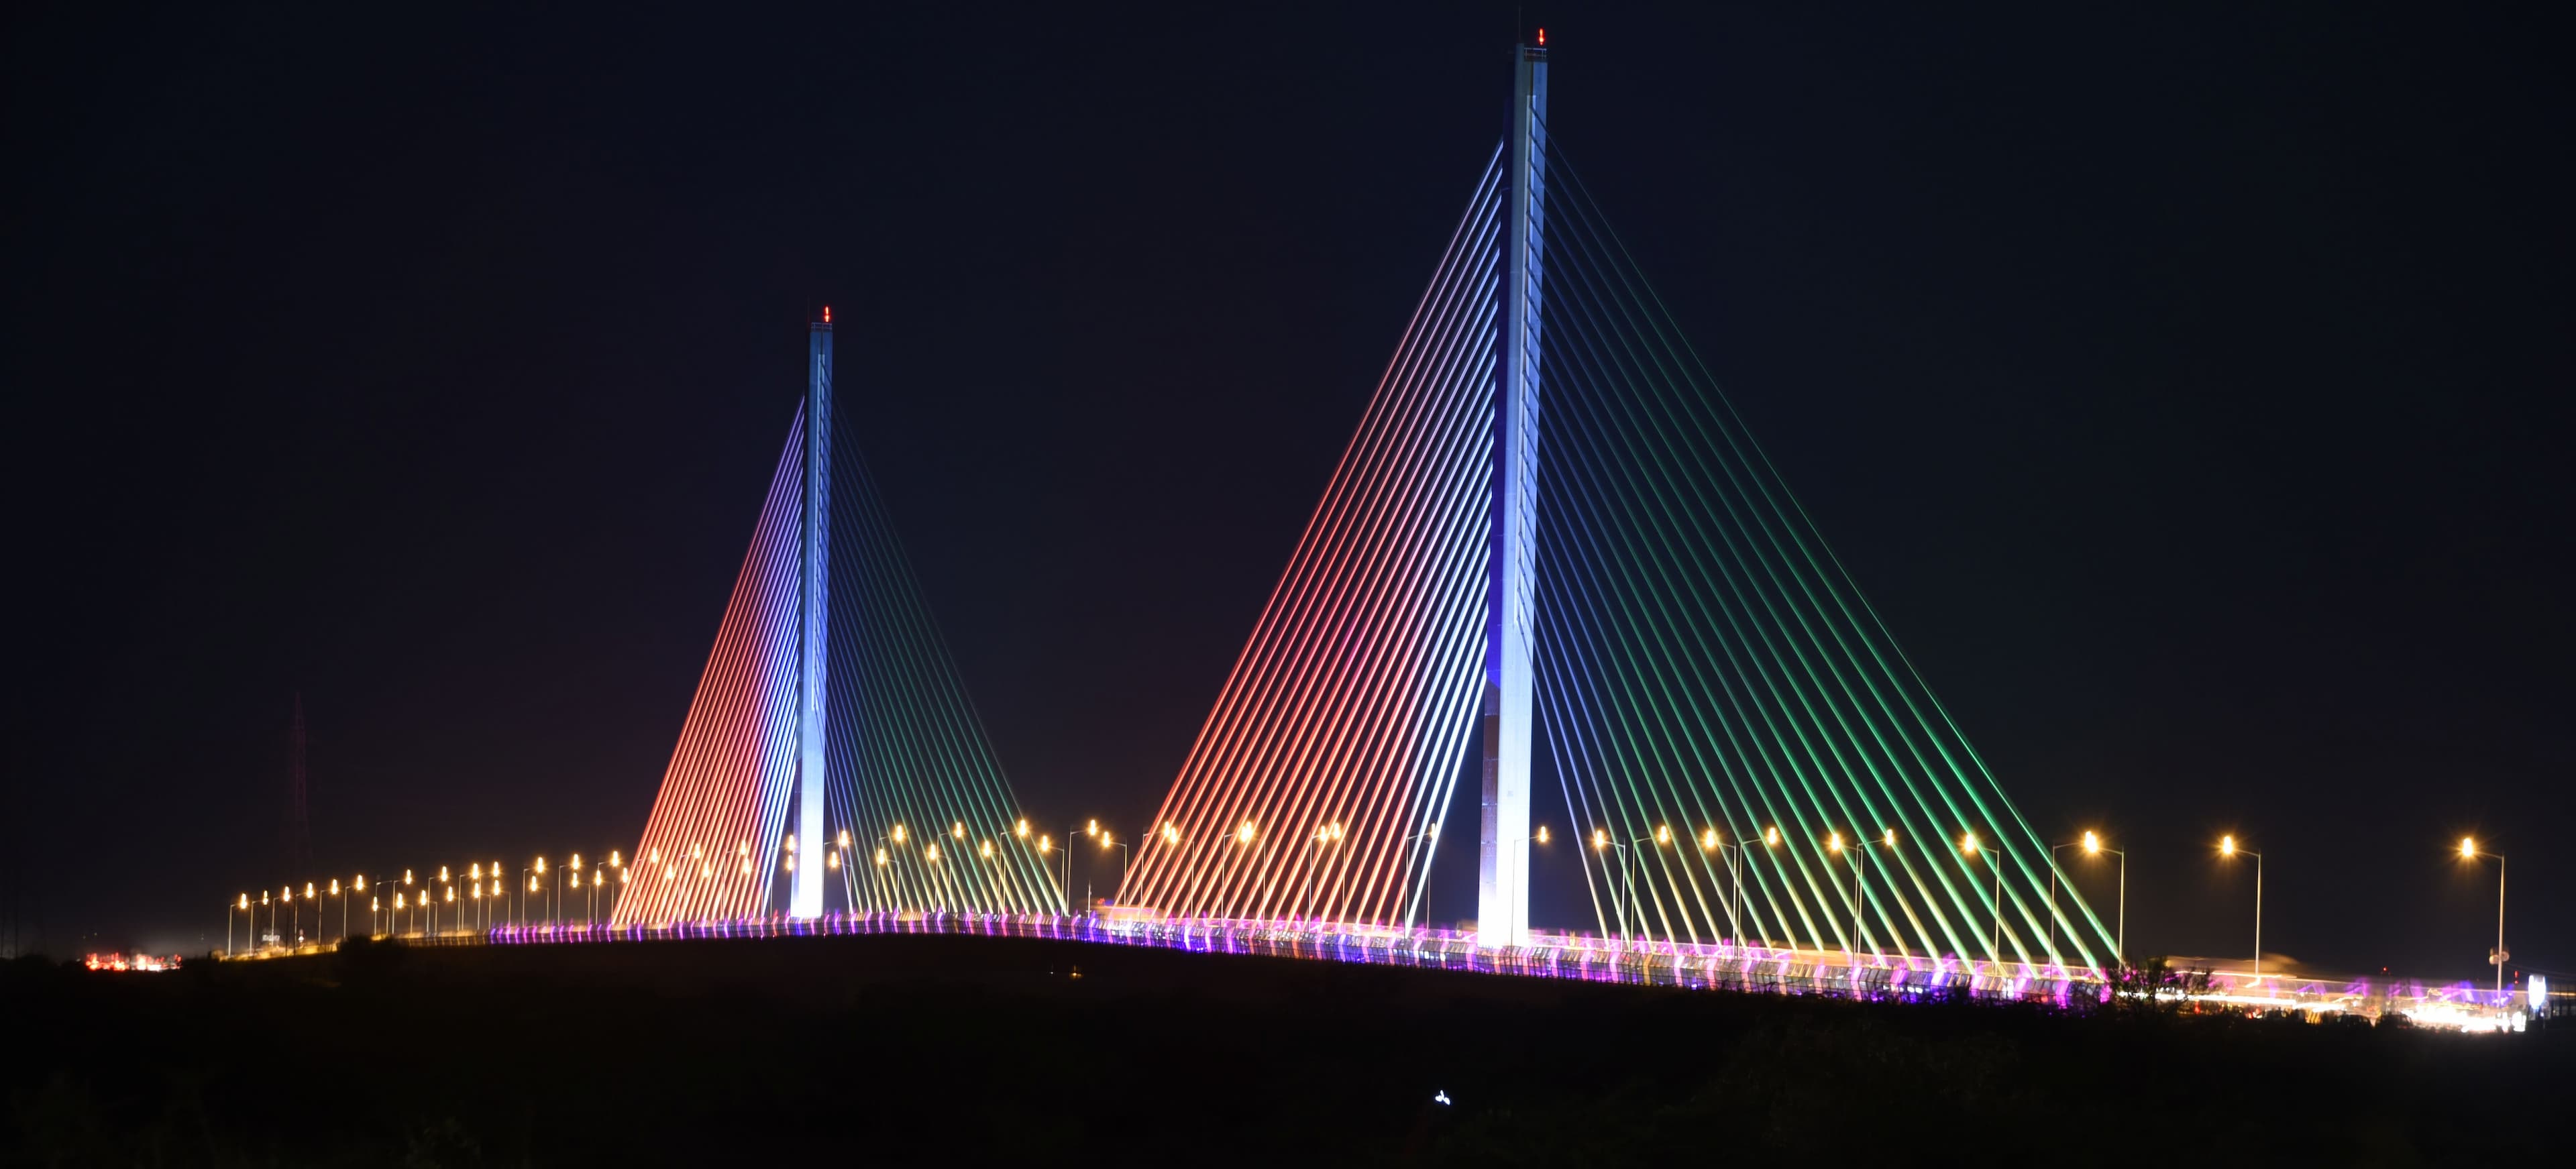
<box><xmin>482</xmin><ymin>911</ymin><xmax>2092</xmax><ymax>1001</ymax></box>
<box><xmin>436</xmin><ymin>911</ymin><xmax>2515</xmax><ymax>1025</ymax></box>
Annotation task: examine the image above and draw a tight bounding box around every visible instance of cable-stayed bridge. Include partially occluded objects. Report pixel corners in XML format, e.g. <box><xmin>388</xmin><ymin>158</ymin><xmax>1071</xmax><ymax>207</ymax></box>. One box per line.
<box><xmin>587</xmin><ymin>36</ymin><xmax>2129</xmax><ymax>992</ymax></box>
<box><xmin>200</xmin><ymin>38</ymin><xmax>2537</xmax><ymax>1028</ymax></box>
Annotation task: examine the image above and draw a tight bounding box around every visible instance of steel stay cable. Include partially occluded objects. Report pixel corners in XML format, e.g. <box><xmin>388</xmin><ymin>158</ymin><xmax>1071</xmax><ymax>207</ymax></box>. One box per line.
<box><xmin>1546</xmin><ymin>164</ymin><xmax>2063</xmax><ymax>964</ymax></box>
<box><xmin>1540</xmin><ymin>174</ymin><xmax>1983</xmax><ymax>960</ymax></box>
<box><xmin>1128</xmin><ymin>153</ymin><xmax>1504</xmax><ymax>897</ymax></box>
<box><xmin>1183</xmin><ymin>306</ymin><xmax>1496</xmax><ymax>920</ymax></box>
<box><xmin>1178</xmin><ymin>254</ymin><xmax>1496</xmax><ymax>917</ymax></box>
<box><xmin>1548</xmin><ymin>149</ymin><xmax>2098</xmax><ymax>966</ymax></box>
<box><xmin>837</xmin><ymin>460</ymin><xmax>1054</xmax><ymax>909</ymax></box>
<box><xmin>1132</xmin><ymin>260</ymin><xmax>1493</xmax><ymax>915</ymax></box>
<box><xmin>1134</xmin><ymin>189</ymin><xmax>1502</xmax><ymax>915</ymax></box>
<box><xmin>632</xmin><ymin>412</ymin><xmax>806</xmax><ymax>923</ymax></box>
<box><xmin>1540</xmin><ymin>402</ymin><xmax>1832</xmax><ymax>952</ymax></box>
<box><xmin>1541</xmin><ymin>311</ymin><xmax>1868</xmax><ymax>954</ymax></box>
<box><xmin>663</xmin><ymin>410</ymin><xmax>806</xmax><ymax>922</ymax></box>
<box><xmin>833</xmin><ymin>445</ymin><xmax>1046</xmax><ymax>911</ymax></box>
<box><xmin>1544</xmin><ymin>201</ymin><xmax>1983</xmax><ymax>964</ymax></box>
<box><xmin>1542</xmin><ymin>209</ymin><xmax>1957</xmax><ymax>960</ymax></box>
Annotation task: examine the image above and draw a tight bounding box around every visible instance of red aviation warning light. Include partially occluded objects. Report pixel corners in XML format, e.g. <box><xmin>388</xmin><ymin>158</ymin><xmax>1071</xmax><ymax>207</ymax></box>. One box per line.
<box><xmin>821</xmin><ymin>306</ymin><xmax>830</xmax><ymax>323</ymax></box>
<box><xmin>1536</xmin><ymin>28</ymin><xmax>1545</xmax><ymax>47</ymax></box>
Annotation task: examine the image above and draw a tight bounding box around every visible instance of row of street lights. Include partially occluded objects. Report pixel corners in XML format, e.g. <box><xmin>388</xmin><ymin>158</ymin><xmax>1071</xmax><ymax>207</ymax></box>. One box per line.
<box><xmin>228</xmin><ymin>851</ymin><xmax>632</xmax><ymax>955</ymax></box>
<box><xmin>1580</xmin><ymin>823</ymin><xmax>2509</xmax><ymax>981</ymax></box>
<box><xmin>221</xmin><ymin>826</ymin><xmax>2510</xmax><ymax>983</ymax></box>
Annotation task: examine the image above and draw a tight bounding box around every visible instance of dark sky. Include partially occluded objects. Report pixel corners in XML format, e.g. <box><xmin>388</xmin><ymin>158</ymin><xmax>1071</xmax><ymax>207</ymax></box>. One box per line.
<box><xmin>9</xmin><ymin>3</ymin><xmax>2569</xmax><ymax>980</ymax></box>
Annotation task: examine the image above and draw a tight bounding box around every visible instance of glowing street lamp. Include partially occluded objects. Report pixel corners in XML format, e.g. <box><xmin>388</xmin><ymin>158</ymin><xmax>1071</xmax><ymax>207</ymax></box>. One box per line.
<box><xmin>2218</xmin><ymin>835</ymin><xmax>2265</xmax><ymax>978</ymax></box>
<box><xmin>2458</xmin><ymin>837</ymin><xmax>2508</xmax><ymax>996</ymax></box>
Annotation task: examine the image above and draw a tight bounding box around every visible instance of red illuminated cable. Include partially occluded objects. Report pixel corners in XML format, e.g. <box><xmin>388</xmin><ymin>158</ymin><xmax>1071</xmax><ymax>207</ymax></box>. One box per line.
<box><xmin>1143</xmin><ymin>260</ymin><xmax>1494</xmax><ymax>916</ymax></box>
<box><xmin>1129</xmin><ymin>154</ymin><xmax>1505</xmax><ymax>906</ymax></box>
<box><xmin>625</xmin><ymin>419</ymin><xmax>792</xmax><ymax>922</ymax></box>
<box><xmin>1140</xmin><ymin>172</ymin><xmax>1500</xmax><ymax>901</ymax></box>
<box><xmin>626</xmin><ymin>411</ymin><xmax>806</xmax><ymax>924</ymax></box>
<box><xmin>1131</xmin><ymin>175</ymin><xmax>1503</xmax><ymax>919</ymax></box>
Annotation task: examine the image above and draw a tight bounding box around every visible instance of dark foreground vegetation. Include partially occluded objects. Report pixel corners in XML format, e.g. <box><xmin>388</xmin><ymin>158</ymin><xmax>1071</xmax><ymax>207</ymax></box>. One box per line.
<box><xmin>4</xmin><ymin>936</ymin><xmax>2567</xmax><ymax>1166</ymax></box>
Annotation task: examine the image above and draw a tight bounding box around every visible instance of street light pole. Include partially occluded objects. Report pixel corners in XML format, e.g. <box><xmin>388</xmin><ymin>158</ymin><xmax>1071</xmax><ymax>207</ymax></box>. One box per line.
<box><xmin>1758</xmin><ymin>826</ymin><xmax>1784</xmax><ymax>951</ymax></box>
<box><xmin>1590</xmin><ymin>830</ymin><xmax>1629</xmax><ymax>941</ymax></box>
<box><xmin>1839</xmin><ymin>829</ymin><xmax>1896</xmax><ymax>967</ymax></box>
<box><xmin>2459</xmin><ymin>838</ymin><xmax>2507</xmax><ymax>997</ymax></box>
<box><xmin>2074</xmin><ymin>834</ymin><xmax>2129</xmax><ymax>966</ymax></box>
<box><xmin>1832</xmin><ymin>832</ymin><xmax>1858</xmax><ymax>963</ymax></box>
<box><xmin>1697</xmin><ymin>828</ymin><xmax>1742</xmax><ymax>947</ymax></box>
<box><xmin>2220</xmin><ymin>836</ymin><xmax>2263</xmax><ymax>979</ymax></box>
<box><xmin>1960</xmin><ymin>832</ymin><xmax>2000</xmax><ymax>965</ymax></box>
<box><xmin>1627</xmin><ymin>826</ymin><xmax>1679</xmax><ymax>947</ymax></box>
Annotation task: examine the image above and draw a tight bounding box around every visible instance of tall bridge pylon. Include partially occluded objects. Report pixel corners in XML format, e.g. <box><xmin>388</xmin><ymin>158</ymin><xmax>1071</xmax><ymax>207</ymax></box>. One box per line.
<box><xmin>612</xmin><ymin>313</ymin><xmax>1059</xmax><ymax>927</ymax></box>
<box><xmin>1121</xmin><ymin>38</ymin><xmax>2116</xmax><ymax>967</ymax></box>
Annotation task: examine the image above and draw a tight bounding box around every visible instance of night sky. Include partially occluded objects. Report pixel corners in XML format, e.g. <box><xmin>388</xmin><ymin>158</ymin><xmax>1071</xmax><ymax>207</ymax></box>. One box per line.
<box><xmin>9</xmin><ymin>4</ymin><xmax>2569</xmax><ymax>981</ymax></box>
